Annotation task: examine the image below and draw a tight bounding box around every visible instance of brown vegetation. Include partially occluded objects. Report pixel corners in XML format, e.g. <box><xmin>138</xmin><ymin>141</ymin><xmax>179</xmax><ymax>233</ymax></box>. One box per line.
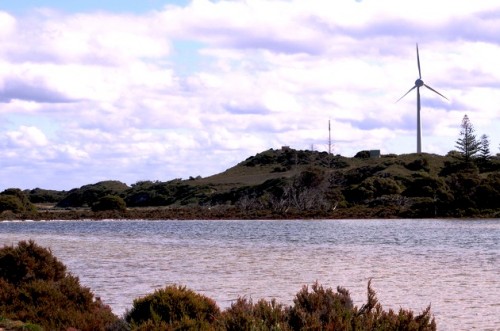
<box><xmin>2</xmin><ymin>149</ymin><xmax>500</xmax><ymax>221</ymax></box>
<box><xmin>1</xmin><ymin>240</ymin><xmax>437</xmax><ymax>330</ymax></box>
<box><xmin>0</xmin><ymin>241</ymin><xmax>120</xmax><ymax>331</ymax></box>
<box><xmin>126</xmin><ymin>281</ymin><xmax>436</xmax><ymax>331</ymax></box>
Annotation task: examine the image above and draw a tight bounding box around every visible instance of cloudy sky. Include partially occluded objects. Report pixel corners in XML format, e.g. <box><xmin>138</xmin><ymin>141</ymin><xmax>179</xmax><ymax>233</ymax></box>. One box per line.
<box><xmin>1</xmin><ymin>0</ymin><xmax>500</xmax><ymax>191</ymax></box>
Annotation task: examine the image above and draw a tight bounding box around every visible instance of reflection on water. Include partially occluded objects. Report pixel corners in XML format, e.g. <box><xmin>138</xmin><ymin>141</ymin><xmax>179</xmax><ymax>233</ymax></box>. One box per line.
<box><xmin>0</xmin><ymin>219</ymin><xmax>499</xmax><ymax>330</ymax></box>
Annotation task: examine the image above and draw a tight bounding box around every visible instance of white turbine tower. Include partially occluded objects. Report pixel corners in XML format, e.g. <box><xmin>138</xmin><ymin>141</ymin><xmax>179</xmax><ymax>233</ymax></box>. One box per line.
<box><xmin>397</xmin><ymin>44</ymin><xmax>448</xmax><ymax>153</ymax></box>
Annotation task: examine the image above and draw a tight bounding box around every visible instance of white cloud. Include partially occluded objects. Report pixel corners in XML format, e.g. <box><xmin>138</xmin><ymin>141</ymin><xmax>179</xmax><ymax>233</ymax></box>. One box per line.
<box><xmin>5</xmin><ymin>125</ymin><xmax>48</xmax><ymax>148</ymax></box>
<box><xmin>1</xmin><ymin>1</ymin><xmax>500</xmax><ymax>190</ymax></box>
<box><xmin>0</xmin><ymin>12</ymin><xmax>16</xmax><ymax>39</ymax></box>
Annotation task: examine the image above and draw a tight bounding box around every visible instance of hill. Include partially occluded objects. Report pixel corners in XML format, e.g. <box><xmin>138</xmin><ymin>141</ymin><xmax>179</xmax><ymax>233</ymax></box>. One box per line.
<box><xmin>2</xmin><ymin>148</ymin><xmax>500</xmax><ymax>220</ymax></box>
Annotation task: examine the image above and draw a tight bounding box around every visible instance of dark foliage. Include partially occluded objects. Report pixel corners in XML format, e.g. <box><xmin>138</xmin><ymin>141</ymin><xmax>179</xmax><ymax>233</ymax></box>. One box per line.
<box><xmin>402</xmin><ymin>175</ymin><xmax>449</xmax><ymax>199</ymax></box>
<box><xmin>56</xmin><ymin>180</ymin><xmax>129</xmax><ymax>208</ymax></box>
<box><xmin>125</xmin><ymin>179</ymin><xmax>212</xmax><ymax>207</ymax></box>
<box><xmin>288</xmin><ymin>281</ymin><xmax>355</xmax><ymax>329</ymax></box>
<box><xmin>0</xmin><ymin>189</ymin><xmax>36</xmax><ymax>214</ymax></box>
<box><xmin>344</xmin><ymin>164</ymin><xmax>388</xmax><ymax>186</ymax></box>
<box><xmin>354</xmin><ymin>150</ymin><xmax>371</xmax><ymax>159</ymax></box>
<box><xmin>344</xmin><ymin>177</ymin><xmax>401</xmax><ymax>203</ymax></box>
<box><xmin>405</xmin><ymin>158</ymin><xmax>430</xmax><ymax>172</ymax></box>
<box><xmin>0</xmin><ymin>195</ymin><xmax>25</xmax><ymax>214</ymax></box>
<box><xmin>287</xmin><ymin>280</ymin><xmax>436</xmax><ymax>331</ymax></box>
<box><xmin>92</xmin><ymin>195</ymin><xmax>127</xmax><ymax>212</ymax></box>
<box><xmin>25</xmin><ymin>188</ymin><xmax>67</xmax><ymax>204</ymax></box>
<box><xmin>438</xmin><ymin>160</ymin><xmax>478</xmax><ymax>177</ymax></box>
<box><xmin>1</xmin><ymin>242</ymin><xmax>436</xmax><ymax>330</ymax></box>
<box><xmin>446</xmin><ymin>171</ymin><xmax>482</xmax><ymax>211</ymax></box>
<box><xmin>0</xmin><ymin>240</ymin><xmax>66</xmax><ymax>286</ymax></box>
<box><xmin>475</xmin><ymin>173</ymin><xmax>500</xmax><ymax>209</ymax></box>
<box><xmin>125</xmin><ymin>285</ymin><xmax>220</xmax><ymax>330</ymax></box>
<box><xmin>6</xmin><ymin>148</ymin><xmax>500</xmax><ymax>220</ymax></box>
<box><xmin>215</xmin><ymin>178</ymin><xmax>291</xmax><ymax>211</ymax></box>
<box><xmin>243</xmin><ymin>148</ymin><xmax>349</xmax><ymax>170</ymax></box>
<box><xmin>126</xmin><ymin>281</ymin><xmax>435</xmax><ymax>331</ymax></box>
<box><xmin>218</xmin><ymin>298</ymin><xmax>288</xmax><ymax>331</ymax></box>
<box><xmin>0</xmin><ymin>240</ymin><xmax>119</xmax><ymax>330</ymax></box>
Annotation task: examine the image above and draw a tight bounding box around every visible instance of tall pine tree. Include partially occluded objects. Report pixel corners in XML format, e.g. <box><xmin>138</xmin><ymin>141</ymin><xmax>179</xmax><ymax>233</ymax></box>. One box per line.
<box><xmin>479</xmin><ymin>134</ymin><xmax>491</xmax><ymax>161</ymax></box>
<box><xmin>455</xmin><ymin>114</ymin><xmax>480</xmax><ymax>162</ymax></box>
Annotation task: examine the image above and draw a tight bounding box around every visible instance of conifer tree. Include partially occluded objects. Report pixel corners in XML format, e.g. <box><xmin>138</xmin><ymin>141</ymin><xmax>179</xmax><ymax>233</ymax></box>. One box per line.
<box><xmin>455</xmin><ymin>114</ymin><xmax>480</xmax><ymax>162</ymax></box>
<box><xmin>478</xmin><ymin>134</ymin><xmax>491</xmax><ymax>161</ymax></box>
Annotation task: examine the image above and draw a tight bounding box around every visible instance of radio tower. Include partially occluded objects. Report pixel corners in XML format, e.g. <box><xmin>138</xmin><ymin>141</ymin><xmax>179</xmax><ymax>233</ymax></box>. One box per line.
<box><xmin>328</xmin><ymin>119</ymin><xmax>332</xmax><ymax>154</ymax></box>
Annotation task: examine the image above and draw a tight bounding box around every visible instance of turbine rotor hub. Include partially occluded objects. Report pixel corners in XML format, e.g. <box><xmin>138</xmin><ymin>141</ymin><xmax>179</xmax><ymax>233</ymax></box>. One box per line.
<box><xmin>415</xmin><ymin>79</ymin><xmax>424</xmax><ymax>87</ymax></box>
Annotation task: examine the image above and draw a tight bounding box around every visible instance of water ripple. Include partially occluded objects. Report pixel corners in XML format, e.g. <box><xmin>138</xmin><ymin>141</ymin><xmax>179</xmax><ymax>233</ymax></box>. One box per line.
<box><xmin>1</xmin><ymin>219</ymin><xmax>499</xmax><ymax>330</ymax></box>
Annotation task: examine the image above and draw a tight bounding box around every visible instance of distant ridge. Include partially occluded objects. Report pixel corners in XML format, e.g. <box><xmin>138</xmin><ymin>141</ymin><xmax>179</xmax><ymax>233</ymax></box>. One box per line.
<box><xmin>2</xmin><ymin>148</ymin><xmax>500</xmax><ymax>220</ymax></box>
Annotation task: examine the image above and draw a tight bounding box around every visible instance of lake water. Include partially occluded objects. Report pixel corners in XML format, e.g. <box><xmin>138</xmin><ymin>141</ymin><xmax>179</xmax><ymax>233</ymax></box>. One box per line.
<box><xmin>0</xmin><ymin>219</ymin><xmax>498</xmax><ymax>330</ymax></box>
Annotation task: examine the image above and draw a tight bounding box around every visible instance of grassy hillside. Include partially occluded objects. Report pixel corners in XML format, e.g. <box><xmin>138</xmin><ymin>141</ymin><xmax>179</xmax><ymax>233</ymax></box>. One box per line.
<box><xmin>198</xmin><ymin>149</ymin><xmax>446</xmax><ymax>186</ymax></box>
<box><xmin>2</xmin><ymin>148</ymin><xmax>500</xmax><ymax>220</ymax></box>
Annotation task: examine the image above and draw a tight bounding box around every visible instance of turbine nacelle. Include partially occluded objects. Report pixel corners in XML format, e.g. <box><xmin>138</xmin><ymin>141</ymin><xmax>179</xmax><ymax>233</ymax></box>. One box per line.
<box><xmin>415</xmin><ymin>79</ymin><xmax>424</xmax><ymax>87</ymax></box>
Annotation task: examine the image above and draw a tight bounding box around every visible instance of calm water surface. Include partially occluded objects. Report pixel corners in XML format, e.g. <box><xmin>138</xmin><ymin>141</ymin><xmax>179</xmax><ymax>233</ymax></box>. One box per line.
<box><xmin>0</xmin><ymin>219</ymin><xmax>498</xmax><ymax>330</ymax></box>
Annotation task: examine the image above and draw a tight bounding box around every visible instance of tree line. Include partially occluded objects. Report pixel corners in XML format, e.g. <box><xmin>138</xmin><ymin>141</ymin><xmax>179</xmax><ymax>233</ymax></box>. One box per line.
<box><xmin>1</xmin><ymin>114</ymin><xmax>499</xmax><ymax>219</ymax></box>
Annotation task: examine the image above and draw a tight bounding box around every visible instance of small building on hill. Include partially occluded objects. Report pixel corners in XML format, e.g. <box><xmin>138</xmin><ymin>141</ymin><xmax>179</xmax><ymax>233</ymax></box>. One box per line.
<box><xmin>369</xmin><ymin>150</ymin><xmax>381</xmax><ymax>158</ymax></box>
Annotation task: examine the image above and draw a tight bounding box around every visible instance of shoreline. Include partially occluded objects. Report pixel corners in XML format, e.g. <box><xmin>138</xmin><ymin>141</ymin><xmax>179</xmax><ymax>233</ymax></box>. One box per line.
<box><xmin>1</xmin><ymin>205</ymin><xmax>497</xmax><ymax>221</ymax></box>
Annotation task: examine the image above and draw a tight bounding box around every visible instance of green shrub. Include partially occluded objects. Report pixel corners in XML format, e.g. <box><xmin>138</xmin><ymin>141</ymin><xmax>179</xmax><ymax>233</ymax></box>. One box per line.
<box><xmin>288</xmin><ymin>281</ymin><xmax>355</xmax><ymax>330</ymax></box>
<box><xmin>92</xmin><ymin>195</ymin><xmax>127</xmax><ymax>212</ymax></box>
<box><xmin>0</xmin><ymin>317</ymin><xmax>43</xmax><ymax>331</ymax></box>
<box><xmin>125</xmin><ymin>285</ymin><xmax>220</xmax><ymax>330</ymax></box>
<box><xmin>0</xmin><ymin>240</ymin><xmax>119</xmax><ymax>331</ymax></box>
<box><xmin>0</xmin><ymin>189</ymin><xmax>36</xmax><ymax>213</ymax></box>
<box><xmin>287</xmin><ymin>280</ymin><xmax>436</xmax><ymax>331</ymax></box>
<box><xmin>0</xmin><ymin>240</ymin><xmax>67</xmax><ymax>285</ymax></box>
<box><xmin>346</xmin><ymin>177</ymin><xmax>402</xmax><ymax>203</ymax></box>
<box><xmin>27</xmin><ymin>188</ymin><xmax>66</xmax><ymax>204</ymax></box>
<box><xmin>218</xmin><ymin>297</ymin><xmax>288</xmax><ymax>331</ymax></box>
<box><xmin>0</xmin><ymin>195</ymin><xmax>25</xmax><ymax>213</ymax></box>
<box><xmin>0</xmin><ymin>241</ymin><xmax>436</xmax><ymax>331</ymax></box>
<box><xmin>405</xmin><ymin>158</ymin><xmax>430</xmax><ymax>172</ymax></box>
<box><xmin>45</xmin><ymin>277</ymin><xmax>437</xmax><ymax>330</ymax></box>
<box><xmin>354</xmin><ymin>150</ymin><xmax>371</xmax><ymax>159</ymax></box>
<box><xmin>350</xmin><ymin>281</ymin><xmax>436</xmax><ymax>331</ymax></box>
<box><xmin>57</xmin><ymin>180</ymin><xmax>129</xmax><ymax>208</ymax></box>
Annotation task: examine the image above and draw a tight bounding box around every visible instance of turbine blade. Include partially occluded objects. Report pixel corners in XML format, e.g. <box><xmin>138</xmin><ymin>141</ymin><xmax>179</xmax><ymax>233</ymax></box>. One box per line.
<box><xmin>424</xmin><ymin>84</ymin><xmax>448</xmax><ymax>100</ymax></box>
<box><xmin>396</xmin><ymin>85</ymin><xmax>417</xmax><ymax>102</ymax></box>
<box><xmin>417</xmin><ymin>43</ymin><xmax>422</xmax><ymax>79</ymax></box>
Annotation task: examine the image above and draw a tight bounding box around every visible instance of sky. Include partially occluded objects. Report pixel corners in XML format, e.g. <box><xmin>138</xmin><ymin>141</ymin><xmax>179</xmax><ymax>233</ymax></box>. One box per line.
<box><xmin>1</xmin><ymin>0</ymin><xmax>500</xmax><ymax>191</ymax></box>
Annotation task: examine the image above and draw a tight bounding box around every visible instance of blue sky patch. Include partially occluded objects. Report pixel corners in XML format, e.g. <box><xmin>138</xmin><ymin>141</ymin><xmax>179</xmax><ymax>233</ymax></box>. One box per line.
<box><xmin>1</xmin><ymin>0</ymin><xmax>190</xmax><ymax>14</ymax></box>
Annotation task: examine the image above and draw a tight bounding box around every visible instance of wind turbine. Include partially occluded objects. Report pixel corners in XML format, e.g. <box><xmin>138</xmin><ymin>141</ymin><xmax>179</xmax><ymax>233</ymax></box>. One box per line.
<box><xmin>397</xmin><ymin>44</ymin><xmax>448</xmax><ymax>153</ymax></box>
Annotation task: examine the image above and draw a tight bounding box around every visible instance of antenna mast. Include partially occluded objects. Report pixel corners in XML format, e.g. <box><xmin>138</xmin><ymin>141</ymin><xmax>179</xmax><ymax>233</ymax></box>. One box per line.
<box><xmin>328</xmin><ymin>119</ymin><xmax>332</xmax><ymax>154</ymax></box>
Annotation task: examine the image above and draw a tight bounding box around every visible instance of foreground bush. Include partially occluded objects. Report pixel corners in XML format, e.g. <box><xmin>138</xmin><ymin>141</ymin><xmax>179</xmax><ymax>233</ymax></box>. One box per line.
<box><xmin>1</xmin><ymin>241</ymin><xmax>436</xmax><ymax>330</ymax></box>
<box><xmin>0</xmin><ymin>240</ymin><xmax>120</xmax><ymax>331</ymax></box>
<box><xmin>125</xmin><ymin>285</ymin><xmax>220</xmax><ymax>330</ymax></box>
<box><xmin>288</xmin><ymin>282</ymin><xmax>356</xmax><ymax>329</ymax></box>
<box><xmin>0</xmin><ymin>316</ymin><xmax>43</xmax><ymax>331</ymax></box>
<box><xmin>129</xmin><ymin>282</ymin><xmax>435</xmax><ymax>331</ymax></box>
<box><xmin>287</xmin><ymin>281</ymin><xmax>436</xmax><ymax>331</ymax></box>
<box><xmin>218</xmin><ymin>297</ymin><xmax>288</xmax><ymax>331</ymax></box>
